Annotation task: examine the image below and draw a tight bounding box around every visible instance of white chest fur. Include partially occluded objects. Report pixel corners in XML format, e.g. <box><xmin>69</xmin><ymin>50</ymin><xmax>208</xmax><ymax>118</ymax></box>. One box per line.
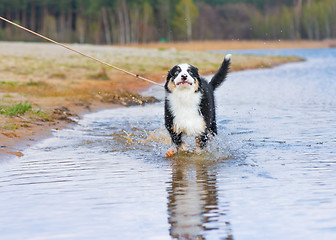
<box><xmin>167</xmin><ymin>89</ymin><xmax>205</xmax><ymax>136</ymax></box>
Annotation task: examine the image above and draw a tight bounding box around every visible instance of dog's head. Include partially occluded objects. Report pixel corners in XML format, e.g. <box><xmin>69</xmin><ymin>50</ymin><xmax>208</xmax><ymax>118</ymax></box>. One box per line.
<box><xmin>165</xmin><ymin>63</ymin><xmax>200</xmax><ymax>92</ymax></box>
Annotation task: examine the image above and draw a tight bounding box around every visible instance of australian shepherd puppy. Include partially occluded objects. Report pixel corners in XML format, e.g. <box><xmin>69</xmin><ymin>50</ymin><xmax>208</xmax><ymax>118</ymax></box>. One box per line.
<box><xmin>164</xmin><ymin>54</ymin><xmax>231</xmax><ymax>156</ymax></box>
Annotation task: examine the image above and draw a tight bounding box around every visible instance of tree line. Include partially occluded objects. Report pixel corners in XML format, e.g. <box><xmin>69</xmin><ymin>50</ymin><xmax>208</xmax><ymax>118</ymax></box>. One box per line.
<box><xmin>0</xmin><ymin>0</ymin><xmax>335</xmax><ymax>44</ymax></box>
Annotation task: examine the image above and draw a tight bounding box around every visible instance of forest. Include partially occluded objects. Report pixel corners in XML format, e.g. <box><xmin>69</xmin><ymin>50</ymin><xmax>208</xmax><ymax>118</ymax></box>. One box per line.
<box><xmin>0</xmin><ymin>0</ymin><xmax>335</xmax><ymax>44</ymax></box>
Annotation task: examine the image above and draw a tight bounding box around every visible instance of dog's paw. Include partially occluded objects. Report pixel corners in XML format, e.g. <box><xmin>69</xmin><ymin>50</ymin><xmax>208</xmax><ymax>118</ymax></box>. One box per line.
<box><xmin>166</xmin><ymin>147</ymin><xmax>177</xmax><ymax>157</ymax></box>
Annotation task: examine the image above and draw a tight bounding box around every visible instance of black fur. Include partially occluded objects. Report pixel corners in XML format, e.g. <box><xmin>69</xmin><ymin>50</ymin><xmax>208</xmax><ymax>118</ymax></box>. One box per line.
<box><xmin>165</xmin><ymin>56</ymin><xmax>231</xmax><ymax>150</ymax></box>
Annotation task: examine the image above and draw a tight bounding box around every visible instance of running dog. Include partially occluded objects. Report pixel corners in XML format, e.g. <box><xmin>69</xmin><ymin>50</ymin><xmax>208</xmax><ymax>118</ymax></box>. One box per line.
<box><xmin>164</xmin><ymin>54</ymin><xmax>231</xmax><ymax>156</ymax></box>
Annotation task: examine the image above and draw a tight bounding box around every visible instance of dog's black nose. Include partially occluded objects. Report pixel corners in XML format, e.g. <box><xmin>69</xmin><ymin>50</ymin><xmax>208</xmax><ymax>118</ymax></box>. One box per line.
<box><xmin>181</xmin><ymin>74</ymin><xmax>187</xmax><ymax>81</ymax></box>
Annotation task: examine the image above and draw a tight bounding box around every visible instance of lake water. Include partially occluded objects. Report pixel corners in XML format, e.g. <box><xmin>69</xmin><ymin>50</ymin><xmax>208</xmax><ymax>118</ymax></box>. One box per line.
<box><xmin>1</xmin><ymin>48</ymin><xmax>336</xmax><ymax>240</ymax></box>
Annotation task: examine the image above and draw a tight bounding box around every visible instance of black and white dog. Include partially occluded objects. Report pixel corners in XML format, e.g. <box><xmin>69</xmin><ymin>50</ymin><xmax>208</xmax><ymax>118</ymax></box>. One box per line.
<box><xmin>164</xmin><ymin>54</ymin><xmax>231</xmax><ymax>156</ymax></box>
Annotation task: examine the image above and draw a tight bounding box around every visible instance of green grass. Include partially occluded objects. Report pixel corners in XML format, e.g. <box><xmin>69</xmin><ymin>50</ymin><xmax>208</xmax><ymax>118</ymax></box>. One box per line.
<box><xmin>0</xmin><ymin>100</ymin><xmax>51</xmax><ymax>123</ymax></box>
<box><xmin>25</xmin><ymin>80</ymin><xmax>46</xmax><ymax>87</ymax></box>
<box><xmin>33</xmin><ymin>109</ymin><xmax>52</xmax><ymax>121</ymax></box>
<box><xmin>0</xmin><ymin>101</ymin><xmax>32</xmax><ymax>116</ymax></box>
<box><xmin>3</xmin><ymin>124</ymin><xmax>19</xmax><ymax>130</ymax></box>
<box><xmin>1</xmin><ymin>81</ymin><xmax>18</xmax><ymax>87</ymax></box>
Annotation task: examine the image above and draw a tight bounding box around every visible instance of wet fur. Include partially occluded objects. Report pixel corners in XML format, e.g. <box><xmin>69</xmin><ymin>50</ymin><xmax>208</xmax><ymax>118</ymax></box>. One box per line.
<box><xmin>164</xmin><ymin>55</ymin><xmax>231</xmax><ymax>155</ymax></box>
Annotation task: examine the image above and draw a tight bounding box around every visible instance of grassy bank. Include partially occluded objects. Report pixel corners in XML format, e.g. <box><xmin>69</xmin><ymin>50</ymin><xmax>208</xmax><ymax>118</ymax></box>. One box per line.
<box><xmin>0</xmin><ymin>41</ymin><xmax>303</xmax><ymax>157</ymax></box>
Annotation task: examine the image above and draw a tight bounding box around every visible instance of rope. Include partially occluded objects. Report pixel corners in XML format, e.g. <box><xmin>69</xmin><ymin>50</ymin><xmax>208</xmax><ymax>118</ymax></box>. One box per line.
<box><xmin>0</xmin><ymin>16</ymin><xmax>164</xmax><ymax>88</ymax></box>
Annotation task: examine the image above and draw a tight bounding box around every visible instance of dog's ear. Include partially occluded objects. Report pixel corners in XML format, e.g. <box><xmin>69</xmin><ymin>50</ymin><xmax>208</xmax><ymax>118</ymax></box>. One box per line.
<box><xmin>165</xmin><ymin>66</ymin><xmax>179</xmax><ymax>92</ymax></box>
<box><xmin>189</xmin><ymin>65</ymin><xmax>199</xmax><ymax>78</ymax></box>
<box><xmin>167</xmin><ymin>67</ymin><xmax>174</xmax><ymax>81</ymax></box>
<box><xmin>167</xmin><ymin>69</ymin><xmax>173</xmax><ymax>81</ymax></box>
<box><xmin>167</xmin><ymin>70</ymin><xmax>171</xmax><ymax>80</ymax></box>
<box><xmin>167</xmin><ymin>65</ymin><xmax>180</xmax><ymax>81</ymax></box>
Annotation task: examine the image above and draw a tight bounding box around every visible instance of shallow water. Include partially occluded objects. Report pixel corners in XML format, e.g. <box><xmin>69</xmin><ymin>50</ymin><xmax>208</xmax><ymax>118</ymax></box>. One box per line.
<box><xmin>1</xmin><ymin>48</ymin><xmax>336</xmax><ymax>240</ymax></box>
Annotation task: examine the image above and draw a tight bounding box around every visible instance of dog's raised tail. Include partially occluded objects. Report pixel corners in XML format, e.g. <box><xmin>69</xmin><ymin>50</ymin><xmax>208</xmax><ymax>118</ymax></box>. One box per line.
<box><xmin>209</xmin><ymin>54</ymin><xmax>231</xmax><ymax>90</ymax></box>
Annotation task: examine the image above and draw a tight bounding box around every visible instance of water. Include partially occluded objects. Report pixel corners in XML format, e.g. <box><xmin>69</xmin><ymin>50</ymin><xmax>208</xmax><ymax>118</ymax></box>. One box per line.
<box><xmin>1</xmin><ymin>48</ymin><xmax>336</xmax><ymax>240</ymax></box>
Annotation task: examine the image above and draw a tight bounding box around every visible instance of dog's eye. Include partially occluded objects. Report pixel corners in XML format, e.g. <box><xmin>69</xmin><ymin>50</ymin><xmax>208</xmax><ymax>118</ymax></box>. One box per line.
<box><xmin>174</xmin><ymin>71</ymin><xmax>179</xmax><ymax>76</ymax></box>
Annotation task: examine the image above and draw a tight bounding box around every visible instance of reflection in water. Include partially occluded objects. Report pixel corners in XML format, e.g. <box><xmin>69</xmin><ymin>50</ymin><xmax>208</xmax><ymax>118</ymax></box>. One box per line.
<box><xmin>167</xmin><ymin>154</ymin><xmax>233</xmax><ymax>240</ymax></box>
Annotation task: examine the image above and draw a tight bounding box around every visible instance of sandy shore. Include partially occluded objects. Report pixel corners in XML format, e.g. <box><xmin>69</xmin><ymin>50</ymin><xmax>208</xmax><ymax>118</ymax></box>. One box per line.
<box><xmin>1</xmin><ymin>40</ymin><xmax>322</xmax><ymax>159</ymax></box>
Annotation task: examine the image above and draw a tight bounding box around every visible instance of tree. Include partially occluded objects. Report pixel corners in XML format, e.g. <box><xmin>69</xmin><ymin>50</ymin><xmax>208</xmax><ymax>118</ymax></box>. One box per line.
<box><xmin>0</xmin><ymin>0</ymin><xmax>334</xmax><ymax>43</ymax></box>
<box><xmin>171</xmin><ymin>0</ymin><xmax>199</xmax><ymax>41</ymax></box>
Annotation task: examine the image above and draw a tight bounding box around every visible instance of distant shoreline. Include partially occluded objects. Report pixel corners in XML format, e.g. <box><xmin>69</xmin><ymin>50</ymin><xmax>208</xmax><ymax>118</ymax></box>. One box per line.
<box><xmin>126</xmin><ymin>39</ymin><xmax>336</xmax><ymax>51</ymax></box>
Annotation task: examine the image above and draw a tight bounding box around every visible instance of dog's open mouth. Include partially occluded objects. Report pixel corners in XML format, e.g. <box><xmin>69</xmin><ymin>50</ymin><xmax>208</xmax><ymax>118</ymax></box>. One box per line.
<box><xmin>176</xmin><ymin>81</ymin><xmax>192</xmax><ymax>86</ymax></box>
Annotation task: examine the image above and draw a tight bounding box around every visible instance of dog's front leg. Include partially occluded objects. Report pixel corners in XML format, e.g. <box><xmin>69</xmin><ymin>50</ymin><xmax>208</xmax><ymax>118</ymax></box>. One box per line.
<box><xmin>166</xmin><ymin>129</ymin><xmax>182</xmax><ymax>156</ymax></box>
<box><xmin>195</xmin><ymin>133</ymin><xmax>209</xmax><ymax>153</ymax></box>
